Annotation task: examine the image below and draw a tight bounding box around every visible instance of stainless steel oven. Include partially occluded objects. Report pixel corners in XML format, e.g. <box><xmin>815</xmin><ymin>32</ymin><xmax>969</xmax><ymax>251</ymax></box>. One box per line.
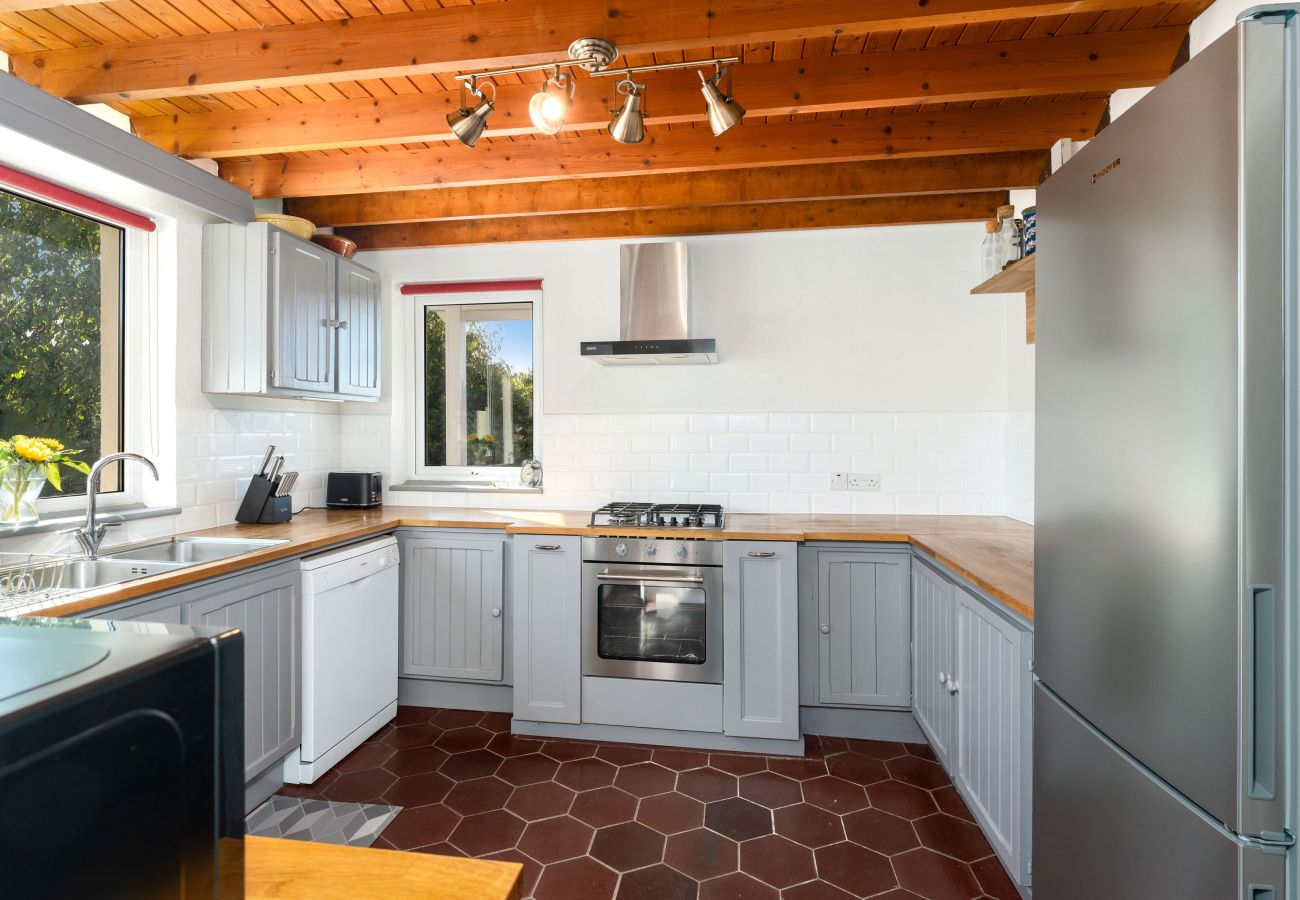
<box><xmin>581</xmin><ymin>536</ymin><xmax>723</xmax><ymax>684</ymax></box>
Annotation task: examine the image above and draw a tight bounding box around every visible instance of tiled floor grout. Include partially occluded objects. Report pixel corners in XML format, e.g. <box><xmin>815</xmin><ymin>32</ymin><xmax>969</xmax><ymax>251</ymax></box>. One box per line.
<box><xmin>280</xmin><ymin>707</ymin><xmax>1021</xmax><ymax>900</ymax></box>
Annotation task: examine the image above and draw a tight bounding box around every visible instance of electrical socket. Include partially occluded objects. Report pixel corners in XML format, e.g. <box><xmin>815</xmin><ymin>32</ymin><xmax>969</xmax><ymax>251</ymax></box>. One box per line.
<box><xmin>846</xmin><ymin>473</ymin><xmax>882</xmax><ymax>492</ymax></box>
<box><xmin>830</xmin><ymin>473</ymin><xmax>847</xmax><ymax>491</ymax></box>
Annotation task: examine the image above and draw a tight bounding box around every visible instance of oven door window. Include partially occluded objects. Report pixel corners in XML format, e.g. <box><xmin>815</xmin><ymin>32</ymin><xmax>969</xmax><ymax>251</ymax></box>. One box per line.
<box><xmin>596</xmin><ymin>581</ymin><xmax>708</xmax><ymax>666</ymax></box>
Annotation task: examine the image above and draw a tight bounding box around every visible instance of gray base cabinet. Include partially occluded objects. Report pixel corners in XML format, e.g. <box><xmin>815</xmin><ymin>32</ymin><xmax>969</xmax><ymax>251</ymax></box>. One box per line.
<box><xmin>799</xmin><ymin>546</ymin><xmax>911</xmax><ymax>709</ymax></box>
<box><xmin>723</xmin><ymin>541</ymin><xmax>799</xmax><ymax>740</ymax></box>
<box><xmin>511</xmin><ymin>536</ymin><xmax>581</xmax><ymax>724</ymax></box>
<box><xmin>912</xmin><ymin>560</ymin><xmax>959</xmax><ymax>769</ymax></box>
<box><xmin>400</xmin><ymin>533</ymin><xmax>504</xmax><ymax>682</ymax></box>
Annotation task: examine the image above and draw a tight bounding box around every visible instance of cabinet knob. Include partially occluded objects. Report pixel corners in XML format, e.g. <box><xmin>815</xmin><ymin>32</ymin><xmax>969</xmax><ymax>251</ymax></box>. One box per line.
<box><xmin>491</xmin><ymin>607</ymin><xmax>502</xmax><ymax>618</ymax></box>
<box><xmin>820</xmin><ymin>624</ymin><xmax>830</xmax><ymax>634</ymax></box>
<box><xmin>946</xmin><ymin>678</ymin><xmax>960</xmax><ymax>695</ymax></box>
<box><xmin>938</xmin><ymin>671</ymin><xmax>947</xmax><ymax>684</ymax></box>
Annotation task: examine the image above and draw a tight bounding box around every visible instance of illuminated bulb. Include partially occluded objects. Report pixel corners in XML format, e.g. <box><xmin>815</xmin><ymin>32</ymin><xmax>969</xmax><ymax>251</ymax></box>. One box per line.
<box><xmin>529</xmin><ymin>73</ymin><xmax>572</xmax><ymax>135</ymax></box>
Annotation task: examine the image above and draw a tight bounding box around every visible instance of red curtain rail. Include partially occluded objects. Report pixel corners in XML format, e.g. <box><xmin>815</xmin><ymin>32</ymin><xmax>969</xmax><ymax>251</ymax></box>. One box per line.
<box><xmin>0</xmin><ymin>164</ymin><xmax>156</xmax><ymax>232</ymax></box>
<box><xmin>401</xmin><ymin>279</ymin><xmax>543</xmax><ymax>296</ymax></box>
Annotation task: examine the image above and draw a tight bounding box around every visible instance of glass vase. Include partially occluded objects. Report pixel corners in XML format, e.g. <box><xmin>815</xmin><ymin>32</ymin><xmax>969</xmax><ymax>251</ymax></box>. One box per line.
<box><xmin>0</xmin><ymin>463</ymin><xmax>46</xmax><ymax>527</ymax></box>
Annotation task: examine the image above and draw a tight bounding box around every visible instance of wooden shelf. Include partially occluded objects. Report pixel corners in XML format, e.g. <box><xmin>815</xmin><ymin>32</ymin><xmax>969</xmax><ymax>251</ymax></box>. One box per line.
<box><xmin>971</xmin><ymin>254</ymin><xmax>1036</xmax><ymax>345</ymax></box>
<box><xmin>971</xmin><ymin>253</ymin><xmax>1036</xmax><ymax>295</ymax></box>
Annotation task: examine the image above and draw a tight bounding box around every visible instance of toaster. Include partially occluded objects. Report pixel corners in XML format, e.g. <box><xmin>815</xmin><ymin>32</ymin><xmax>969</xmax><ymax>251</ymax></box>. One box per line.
<box><xmin>326</xmin><ymin>472</ymin><xmax>383</xmax><ymax>508</ymax></box>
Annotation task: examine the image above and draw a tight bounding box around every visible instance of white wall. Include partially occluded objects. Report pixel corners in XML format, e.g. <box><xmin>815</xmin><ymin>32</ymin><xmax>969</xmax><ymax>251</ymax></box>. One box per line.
<box><xmin>351</xmin><ymin>224</ymin><xmax>1031</xmax><ymax>517</ymax></box>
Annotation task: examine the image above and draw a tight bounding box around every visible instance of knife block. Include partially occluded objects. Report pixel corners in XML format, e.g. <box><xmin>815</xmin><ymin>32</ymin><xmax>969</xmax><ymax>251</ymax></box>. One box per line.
<box><xmin>235</xmin><ymin>475</ymin><xmax>291</xmax><ymax>524</ymax></box>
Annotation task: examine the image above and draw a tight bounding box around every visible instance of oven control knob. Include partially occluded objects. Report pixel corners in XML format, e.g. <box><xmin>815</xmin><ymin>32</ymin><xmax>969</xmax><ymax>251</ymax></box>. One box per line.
<box><xmin>645</xmin><ymin>544</ymin><xmax>657</xmax><ymax>557</ymax></box>
<box><xmin>615</xmin><ymin>542</ymin><xmax>628</xmax><ymax>557</ymax></box>
<box><xmin>675</xmin><ymin>545</ymin><xmax>689</xmax><ymax>559</ymax></box>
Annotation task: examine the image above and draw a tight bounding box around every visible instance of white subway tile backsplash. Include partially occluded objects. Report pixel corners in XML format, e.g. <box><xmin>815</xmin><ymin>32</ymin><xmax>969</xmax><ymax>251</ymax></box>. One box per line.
<box><xmin>768</xmin><ymin>413</ymin><xmax>810</xmax><ymax>433</ymax></box>
<box><xmin>650</xmin><ymin>414</ymin><xmax>690</xmax><ymax>433</ymax></box>
<box><xmin>689</xmin><ymin>454</ymin><xmax>730</xmax><ymax>473</ymax></box>
<box><xmin>729</xmin><ymin>414</ymin><xmax>769</xmax><ymax>433</ymax></box>
<box><xmin>670</xmin><ymin>472</ymin><xmax>710</xmax><ymax>492</ymax></box>
<box><xmin>689</xmin><ymin>414</ymin><xmax>729</xmax><ymax>433</ymax></box>
<box><xmin>709</xmin><ymin>473</ymin><xmax>750</xmax><ymax>493</ymax></box>
<box><xmin>728</xmin><ymin>453</ymin><xmax>769</xmax><ymax>473</ymax></box>
<box><xmin>631</xmin><ymin>433</ymin><xmax>671</xmax><ymax>453</ymax></box>
<box><xmin>851</xmin><ymin>413</ymin><xmax>894</xmax><ymax>433</ymax></box>
<box><xmin>790</xmin><ymin>433</ymin><xmax>831</xmax><ymax>453</ymax></box>
<box><xmin>670</xmin><ymin>433</ymin><xmax>709</xmax><ymax>453</ymax></box>
<box><xmin>748</xmin><ymin>433</ymin><xmax>788</xmax><ymax>452</ymax></box>
<box><xmin>709</xmin><ymin>433</ymin><xmax>748</xmax><ymax>452</ymax></box>
<box><xmin>812</xmin><ymin>413</ymin><xmax>853</xmax><ymax>433</ymax></box>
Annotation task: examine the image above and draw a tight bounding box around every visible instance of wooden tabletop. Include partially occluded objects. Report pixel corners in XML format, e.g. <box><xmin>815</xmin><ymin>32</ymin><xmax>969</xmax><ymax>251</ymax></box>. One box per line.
<box><xmin>32</xmin><ymin>507</ymin><xmax>1034</xmax><ymax>621</ymax></box>
<box><xmin>243</xmin><ymin>836</ymin><xmax>521</xmax><ymax>900</ymax></box>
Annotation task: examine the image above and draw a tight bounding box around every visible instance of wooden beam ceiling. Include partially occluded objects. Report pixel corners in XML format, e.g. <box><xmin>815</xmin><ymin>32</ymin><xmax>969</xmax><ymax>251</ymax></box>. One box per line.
<box><xmin>133</xmin><ymin>28</ymin><xmax>1182</xmax><ymax>159</ymax></box>
<box><xmin>336</xmin><ymin>191</ymin><xmax>1010</xmax><ymax>249</ymax></box>
<box><xmin>285</xmin><ymin>152</ymin><xmax>1046</xmax><ymax>227</ymax></box>
<box><xmin>220</xmin><ymin>99</ymin><xmax>1102</xmax><ymax>198</ymax></box>
<box><xmin>10</xmin><ymin>0</ymin><xmax>1171</xmax><ymax>103</ymax></box>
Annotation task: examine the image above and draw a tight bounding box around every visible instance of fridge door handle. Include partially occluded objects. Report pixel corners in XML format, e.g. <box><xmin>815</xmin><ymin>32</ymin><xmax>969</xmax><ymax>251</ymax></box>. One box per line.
<box><xmin>1248</xmin><ymin>584</ymin><xmax>1277</xmax><ymax>800</ymax></box>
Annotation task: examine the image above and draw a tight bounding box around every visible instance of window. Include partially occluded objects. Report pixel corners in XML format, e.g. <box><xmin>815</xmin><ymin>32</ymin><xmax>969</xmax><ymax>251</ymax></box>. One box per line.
<box><xmin>0</xmin><ymin>189</ymin><xmax>124</xmax><ymax>498</ymax></box>
<box><xmin>415</xmin><ymin>295</ymin><xmax>536</xmax><ymax>479</ymax></box>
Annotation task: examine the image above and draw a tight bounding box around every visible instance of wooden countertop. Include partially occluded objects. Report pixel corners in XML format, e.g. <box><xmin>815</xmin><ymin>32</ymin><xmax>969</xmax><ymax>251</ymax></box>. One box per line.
<box><xmin>31</xmin><ymin>507</ymin><xmax>1033</xmax><ymax>621</ymax></box>
<box><xmin>244</xmin><ymin>836</ymin><xmax>521</xmax><ymax>900</ymax></box>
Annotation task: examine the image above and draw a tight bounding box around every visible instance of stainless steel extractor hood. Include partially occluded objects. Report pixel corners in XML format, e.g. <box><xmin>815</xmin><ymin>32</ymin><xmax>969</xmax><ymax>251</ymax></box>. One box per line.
<box><xmin>581</xmin><ymin>242</ymin><xmax>718</xmax><ymax>364</ymax></box>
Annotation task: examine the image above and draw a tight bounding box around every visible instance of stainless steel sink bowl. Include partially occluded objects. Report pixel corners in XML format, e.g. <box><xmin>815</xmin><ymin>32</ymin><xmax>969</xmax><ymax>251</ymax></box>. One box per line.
<box><xmin>46</xmin><ymin>557</ymin><xmax>189</xmax><ymax>590</ymax></box>
<box><xmin>105</xmin><ymin>537</ymin><xmax>290</xmax><ymax>565</ymax></box>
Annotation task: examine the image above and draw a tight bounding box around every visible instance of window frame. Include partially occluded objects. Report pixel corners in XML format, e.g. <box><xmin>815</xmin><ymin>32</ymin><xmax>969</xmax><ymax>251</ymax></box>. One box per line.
<box><xmin>0</xmin><ymin>187</ymin><xmax>128</xmax><ymax>511</ymax></box>
<box><xmin>410</xmin><ymin>289</ymin><xmax>542</xmax><ymax>484</ymax></box>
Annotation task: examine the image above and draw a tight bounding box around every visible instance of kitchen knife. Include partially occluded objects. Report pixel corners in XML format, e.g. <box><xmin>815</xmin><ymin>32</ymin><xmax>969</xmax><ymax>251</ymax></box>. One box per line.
<box><xmin>283</xmin><ymin>472</ymin><xmax>298</xmax><ymax>496</ymax></box>
<box><xmin>258</xmin><ymin>445</ymin><xmax>276</xmax><ymax>477</ymax></box>
<box><xmin>268</xmin><ymin>456</ymin><xmax>285</xmax><ymax>483</ymax></box>
<box><xmin>277</xmin><ymin>472</ymin><xmax>297</xmax><ymax>497</ymax></box>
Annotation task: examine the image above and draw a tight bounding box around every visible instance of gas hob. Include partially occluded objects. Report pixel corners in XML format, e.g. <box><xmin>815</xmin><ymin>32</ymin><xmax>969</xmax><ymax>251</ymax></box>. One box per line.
<box><xmin>589</xmin><ymin>502</ymin><xmax>724</xmax><ymax>530</ymax></box>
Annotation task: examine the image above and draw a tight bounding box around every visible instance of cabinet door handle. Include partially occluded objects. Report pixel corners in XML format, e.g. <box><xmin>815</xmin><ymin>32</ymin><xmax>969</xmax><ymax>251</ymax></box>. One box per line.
<box><xmin>748</xmin><ymin>551</ymin><xmax>776</xmax><ymax>558</ymax></box>
<box><xmin>946</xmin><ymin>678</ymin><xmax>960</xmax><ymax>695</ymax></box>
<box><xmin>938</xmin><ymin>671</ymin><xmax>947</xmax><ymax>684</ymax></box>
<box><xmin>490</xmin><ymin>607</ymin><xmax>502</xmax><ymax>618</ymax></box>
<box><xmin>337</xmin><ymin>320</ymin><xmax>349</xmax><ymax>330</ymax></box>
<box><xmin>820</xmin><ymin>624</ymin><xmax>830</xmax><ymax>634</ymax></box>
<box><xmin>535</xmin><ymin>544</ymin><xmax>561</xmax><ymax>551</ymax></box>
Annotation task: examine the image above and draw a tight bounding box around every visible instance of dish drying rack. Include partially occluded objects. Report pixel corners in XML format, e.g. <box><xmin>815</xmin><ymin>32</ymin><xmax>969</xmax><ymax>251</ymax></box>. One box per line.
<box><xmin>0</xmin><ymin>552</ymin><xmax>76</xmax><ymax>616</ymax></box>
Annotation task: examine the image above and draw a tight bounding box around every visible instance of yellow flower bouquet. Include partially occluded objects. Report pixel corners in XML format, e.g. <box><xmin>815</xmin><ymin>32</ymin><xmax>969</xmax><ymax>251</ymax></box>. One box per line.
<box><xmin>0</xmin><ymin>434</ymin><xmax>92</xmax><ymax>525</ymax></box>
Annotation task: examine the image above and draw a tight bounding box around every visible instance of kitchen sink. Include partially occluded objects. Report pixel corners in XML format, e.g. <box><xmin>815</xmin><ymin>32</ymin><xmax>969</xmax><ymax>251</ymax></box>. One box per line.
<box><xmin>105</xmin><ymin>536</ymin><xmax>290</xmax><ymax>565</ymax></box>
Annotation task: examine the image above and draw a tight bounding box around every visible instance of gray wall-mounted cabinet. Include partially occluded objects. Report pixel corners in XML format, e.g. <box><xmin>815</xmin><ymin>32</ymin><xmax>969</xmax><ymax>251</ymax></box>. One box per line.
<box><xmin>400</xmin><ymin>533</ymin><xmax>504</xmax><ymax>683</ymax></box>
<box><xmin>723</xmin><ymin>541</ymin><xmax>799</xmax><ymax>740</ymax></box>
<box><xmin>203</xmin><ymin>222</ymin><xmax>382</xmax><ymax>401</ymax></box>
<box><xmin>510</xmin><ymin>536</ymin><xmax>581</xmax><ymax>724</ymax></box>
<box><xmin>799</xmin><ymin>547</ymin><xmax>911</xmax><ymax>709</ymax></box>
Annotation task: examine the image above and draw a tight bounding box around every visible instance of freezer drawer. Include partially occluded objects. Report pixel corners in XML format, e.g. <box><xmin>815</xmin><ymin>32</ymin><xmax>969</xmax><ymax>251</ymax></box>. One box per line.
<box><xmin>1033</xmin><ymin>683</ymin><xmax>1285</xmax><ymax>900</ymax></box>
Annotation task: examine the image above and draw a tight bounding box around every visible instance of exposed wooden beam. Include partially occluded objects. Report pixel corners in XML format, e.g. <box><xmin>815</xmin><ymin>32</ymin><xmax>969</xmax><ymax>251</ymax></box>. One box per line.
<box><xmin>337</xmin><ymin>191</ymin><xmax>1010</xmax><ymax>249</ymax></box>
<box><xmin>221</xmin><ymin>99</ymin><xmax>1102</xmax><ymax>198</ymax></box>
<box><xmin>0</xmin><ymin>0</ymin><xmax>91</xmax><ymax>9</ymax></box>
<box><xmin>12</xmin><ymin>0</ymin><xmax>1170</xmax><ymax>103</ymax></box>
<box><xmin>286</xmin><ymin>152</ymin><xmax>1047</xmax><ymax>226</ymax></box>
<box><xmin>134</xmin><ymin>28</ymin><xmax>1183</xmax><ymax>159</ymax></box>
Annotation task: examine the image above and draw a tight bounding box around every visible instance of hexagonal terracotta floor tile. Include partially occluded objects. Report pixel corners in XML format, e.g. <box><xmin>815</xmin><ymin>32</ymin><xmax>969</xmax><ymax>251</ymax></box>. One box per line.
<box><xmin>886</xmin><ymin>755</ymin><xmax>951</xmax><ymax>791</ymax></box>
<box><xmin>614</xmin><ymin>762</ymin><xmax>677</xmax><ymax>798</ymax></box>
<box><xmin>781</xmin><ymin>880</ymin><xmax>860</xmax><ymax>900</ymax></box>
<box><xmin>913</xmin><ymin>812</ymin><xmax>995</xmax><ymax>862</ymax></box>
<box><xmin>595</xmin><ymin>744</ymin><xmax>654</xmax><ymax>766</ymax></box>
<box><xmin>443</xmin><ymin>776</ymin><xmax>513</xmax><ymax>816</ymax></box>
<box><xmin>570</xmin><ymin>786</ymin><xmax>638</xmax><ymax>828</ymax></box>
<box><xmin>615</xmin><ymin>863</ymin><xmax>697</xmax><ymax>900</ymax></box>
<box><xmin>677</xmin><ymin>767</ymin><xmax>738</xmax><ymax>803</ymax></box>
<box><xmin>481</xmin><ymin>848</ymin><xmax>541</xmax><ymax>898</ymax></box>
<box><xmin>664</xmin><ymin>828</ymin><xmax>738</xmax><ymax>881</ymax></box>
<box><xmin>486</xmin><ymin>733</ymin><xmax>545</xmax><ymax>757</ymax></box>
<box><xmin>385</xmin><ymin>724</ymin><xmax>441</xmax><ymax>750</ymax></box>
<box><xmin>393</xmin><ymin>705</ymin><xmax>435</xmax><ymax>727</ymax></box>
<box><xmin>764</xmin><ymin>755</ymin><xmax>828</xmax><ymax>781</ymax></box>
<box><xmin>533</xmin><ymin>856</ymin><xmax>618</xmax><ymax>900</ymax></box>
<box><xmin>773</xmin><ymin>804</ymin><xmax>845</xmax><ymax>849</ymax></box>
<box><xmin>447</xmin><ymin>809</ymin><xmax>525</xmax><ymax>856</ymax></box>
<box><xmin>932</xmin><ymin>785</ymin><xmax>976</xmax><ymax>823</ymax></box>
<box><xmin>893</xmin><ymin>847</ymin><xmax>984</xmax><ymax>899</ymax></box>
<box><xmin>540</xmin><ymin>740</ymin><xmax>598</xmax><ymax>762</ymax></box>
<box><xmin>637</xmin><ymin>791</ymin><xmax>705</xmax><ymax>835</ymax></box>
<box><xmin>653</xmin><ymin>748</ymin><xmax>711</xmax><ymax>771</ymax></box>
<box><xmin>380</xmin><ymin>803</ymin><xmax>460</xmax><ymax>850</ymax></box>
<box><xmin>555</xmin><ymin>757</ymin><xmax>618</xmax><ymax>792</ymax></box>
<box><xmin>334</xmin><ymin>740</ymin><xmax>394</xmax><ymax>773</ymax></box>
<box><xmin>708</xmin><ymin>753</ymin><xmax>768</xmax><ymax>777</ymax></box>
<box><xmin>429</xmin><ymin>708</ymin><xmax>483</xmax><ymax>729</ymax></box>
<box><xmin>517</xmin><ymin>814</ymin><xmax>594</xmax><ymax>864</ymax></box>
<box><xmin>738</xmin><ymin>834</ymin><xmax>815</xmax><ymax>889</ymax></box>
<box><xmin>814</xmin><ymin>841</ymin><xmax>898</xmax><ymax>897</ymax></box>
<box><xmin>439</xmin><ymin>749</ymin><xmax>503</xmax><ymax>782</ymax></box>
<box><xmin>846</xmin><ymin>738</ymin><xmax>909</xmax><ymax>760</ymax></box>
<box><xmin>496</xmin><ymin>753</ymin><xmax>560</xmax><ymax>786</ymax></box>
<box><xmin>704</xmin><ymin>797</ymin><xmax>772</xmax><ymax>842</ymax></box>
<box><xmin>589</xmin><ymin>821</ymin><xmax>665</xmax><ymax>871</ymax></box>
<box><xmin>381</xmin><ymin>770</ymin><xmax>453</xmax><ymax>808</ymax></box>
<box><xmin>478</xmin><ymin>711</ymin><xmax>513</xmax><ymax>734</ymax></box>
<box><xmin>866</xmin><ymin>780</ymin><xmax>940</xmax><ymax>820</ymax></box>
<box><xmin>383</xmin><ymin>745</ymin><xmax>449</xmax><ymax>777</ymax></box>
<box><xmin>801</xmin><ymin>776</ymin><xmax>869</xmax><ymax>814</ymax></box>
<box><xmin>825</xmin><ymin>752</ymin><xmax>890</xmax><ymax>785</ymax></box>
<box><xmin>434</xmin><ymin>726</ymin><xmax>494</xmax><ymax>754</ymax></box>
<box><xmin>738</xmin><ymin>771</ymin><xmax>803</xmax><ymax>809</ymax></box>
<box><xmin>843</xmin><ymin>807</ymin><xmax>921</xmax><ymax>856</ymax></box>
<box><xmin>505</xmin><ymin>781</ymin><xmax>576</xmax><ymax>821</ymax></box>
<box><xmin>904</xmin><ymin>742</ymin><xmax>937</xmax><ymax>761</ymax></box>
<box><xmin>698</xmin><ymin>872</ymin><xmax>777</xmax><ymax>900</ymax></box>
<box><xmin>321</xmin><ymin>768</ymin><xmax>397</xmax><ymax>803</ymax></box>
<box><xmin>971</xmin><ymin>855</ymin><xmax>1021</xmax><ymax>900</ymax></box>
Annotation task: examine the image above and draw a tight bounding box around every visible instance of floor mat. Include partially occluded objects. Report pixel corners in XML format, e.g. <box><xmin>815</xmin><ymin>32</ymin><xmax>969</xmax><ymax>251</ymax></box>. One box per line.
<box><xmin>246</xmin><ymin>794</ymin><xmax>401</xmax><ymax>847</ymax></box>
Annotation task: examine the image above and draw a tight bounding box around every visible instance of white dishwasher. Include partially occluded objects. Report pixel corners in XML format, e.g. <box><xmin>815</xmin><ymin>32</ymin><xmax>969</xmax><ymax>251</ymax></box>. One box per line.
<box><xmin>283</xmin><ymin>536</ymin><xmax>400</xmax><ymax>784</ymax></box>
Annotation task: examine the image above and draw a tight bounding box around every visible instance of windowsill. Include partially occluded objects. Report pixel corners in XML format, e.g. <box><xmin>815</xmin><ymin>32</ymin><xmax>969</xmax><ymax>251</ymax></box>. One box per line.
<box><xmin>390</xmin><ymin>481</ymin><xmax>543</xmax><ymax>495</ymax></box>
<box><xmin>0</xmin><ymin>504</ymin><xmax>182</xmax><ymax>538</ymax></box>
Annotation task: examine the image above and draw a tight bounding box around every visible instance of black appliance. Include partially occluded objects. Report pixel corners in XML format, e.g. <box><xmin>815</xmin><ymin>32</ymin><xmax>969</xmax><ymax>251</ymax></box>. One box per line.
<box><xmin>326</xmin><ymin>471</ymin><xmax>383</xmax><ymax>509</ymax></box>
<box><xmin>0</xmin><ymin>617</ymin><xmax>244</xmax><ymax>900</ymax></box>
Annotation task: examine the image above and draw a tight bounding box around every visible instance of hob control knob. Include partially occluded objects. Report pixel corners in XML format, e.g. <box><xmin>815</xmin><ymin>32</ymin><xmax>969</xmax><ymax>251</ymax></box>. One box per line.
<box><xmin>670</xmin><ymin>517</ymin><xmax>679</xmax><ymax>526</ymax></box>
<box><xmin>675</xmin><ymin>545</ymin><xmax>689</xmax><ymax>559</ymax></box>
<box><xmin>645</xmin><ymin>545</ymin><xmax>657</xmax><ymax>557</ymax></box>
<box><xmin>615</xmin><ymin>542</ymin><xmax>628</xmax><ymax>557</ymax></box>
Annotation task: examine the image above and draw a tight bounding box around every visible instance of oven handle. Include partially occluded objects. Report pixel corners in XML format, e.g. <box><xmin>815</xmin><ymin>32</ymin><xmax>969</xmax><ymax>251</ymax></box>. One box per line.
<box><xmin>597</xmin><ymin>570</ymin><xmax>706</xmax><ymax>585</ymax></box>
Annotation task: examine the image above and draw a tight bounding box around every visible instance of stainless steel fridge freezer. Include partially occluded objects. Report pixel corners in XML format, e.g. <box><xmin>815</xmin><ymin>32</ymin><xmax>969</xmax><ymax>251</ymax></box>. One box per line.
<box><xmin>1034</xmin><ymin>9</ymin><xmax>1296</xmax><ymax>898</ymax></box>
